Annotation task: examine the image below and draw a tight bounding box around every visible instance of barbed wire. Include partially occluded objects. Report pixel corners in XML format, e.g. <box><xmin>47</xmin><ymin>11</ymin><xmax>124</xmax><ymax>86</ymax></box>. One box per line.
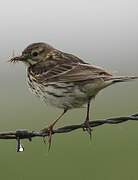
<box><xmin>0</xmin><ymin>113</ymin><xmax>138</xmax><ymax>152</ymax></box>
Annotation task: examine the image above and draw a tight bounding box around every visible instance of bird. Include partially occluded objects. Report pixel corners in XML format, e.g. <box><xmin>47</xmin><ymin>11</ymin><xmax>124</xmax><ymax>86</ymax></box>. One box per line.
<box><xmin>10</xmin><ymin>42</ymin><xmax>138</xmax><ymax>148</ymax></box>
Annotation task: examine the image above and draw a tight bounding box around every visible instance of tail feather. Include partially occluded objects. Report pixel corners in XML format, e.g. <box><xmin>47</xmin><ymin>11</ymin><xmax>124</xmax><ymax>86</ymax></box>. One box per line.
<box><xmin>109</xmin><ymin>76</ymin><xmax>138</xmax><ymax>83</ymax></box>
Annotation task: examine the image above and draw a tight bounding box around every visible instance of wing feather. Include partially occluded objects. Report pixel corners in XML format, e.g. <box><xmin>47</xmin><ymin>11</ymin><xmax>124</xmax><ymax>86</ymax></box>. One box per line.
<box><xmin>28</xmin><ymin>52</ymin><xmax>112</xmax><ymax>84</ymax></box>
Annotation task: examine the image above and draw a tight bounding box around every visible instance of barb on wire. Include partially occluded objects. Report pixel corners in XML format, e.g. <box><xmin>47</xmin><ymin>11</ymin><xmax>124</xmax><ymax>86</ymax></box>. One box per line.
<box><xmin>0</xmin><ymin>113</ymin><xmax>138</xmax><ymax>152</ymax></box>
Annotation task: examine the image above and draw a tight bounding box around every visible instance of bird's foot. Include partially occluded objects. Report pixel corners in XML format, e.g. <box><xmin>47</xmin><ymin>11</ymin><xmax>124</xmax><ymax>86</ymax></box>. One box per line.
<box><xmin>83</xmin><ymin>120</ymin><xmax>92</xmax><ymax>139</ymax></box>
<box><xmin>41</xmin><ymin>124</ymin><xmax>54</xmax><ymax>151</ymax></box>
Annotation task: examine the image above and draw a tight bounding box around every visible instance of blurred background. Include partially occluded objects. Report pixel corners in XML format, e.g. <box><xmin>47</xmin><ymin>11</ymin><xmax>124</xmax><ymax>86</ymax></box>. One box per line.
<box><xmin>0</xmin><ymin>0</ymin><xmax>138</xmax><ymax>179</ymax></box>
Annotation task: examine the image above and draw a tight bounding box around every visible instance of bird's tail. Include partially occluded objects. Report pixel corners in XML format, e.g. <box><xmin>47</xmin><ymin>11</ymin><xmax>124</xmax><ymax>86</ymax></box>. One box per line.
<box><xmin>108</xmin><ymin>76</ymin><xmax>138</xmax><ymax>83</ymax></box>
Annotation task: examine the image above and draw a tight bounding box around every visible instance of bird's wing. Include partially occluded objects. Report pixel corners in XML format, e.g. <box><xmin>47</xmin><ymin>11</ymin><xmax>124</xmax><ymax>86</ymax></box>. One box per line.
<box><xmin>50</xmin><ymin>63</ymin><xmax>112</xmax><ymax>83</ymax></box>
<box><xmin>29</xmin><ymin>52</ymin><xmax>112</xmax><ymax>84</ymax></box>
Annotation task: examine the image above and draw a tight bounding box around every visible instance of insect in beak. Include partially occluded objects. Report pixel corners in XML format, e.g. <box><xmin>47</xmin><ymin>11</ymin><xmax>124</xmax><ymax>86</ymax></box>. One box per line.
<box><xmin>9</xmin><ymin>55</ymin><xmax>26</xmax><ymax>63</ymax></box>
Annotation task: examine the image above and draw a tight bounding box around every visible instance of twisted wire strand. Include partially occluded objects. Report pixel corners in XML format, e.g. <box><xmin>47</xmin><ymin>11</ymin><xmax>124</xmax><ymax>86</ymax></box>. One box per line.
<box><xmin>0</xmin><ymin>113</ymin><xmax>138</xmax><ymax>152</ymax></box>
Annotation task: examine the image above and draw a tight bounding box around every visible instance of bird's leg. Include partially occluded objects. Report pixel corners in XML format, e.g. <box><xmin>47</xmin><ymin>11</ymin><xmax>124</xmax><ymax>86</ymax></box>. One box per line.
<box><xmin>41</xmin><ymin>109</ymin><xmax>67</xmax><ymax>150</ymax></box>
<box><xmin>83</xmin><ymin>99</ymin><xmax>92</xmax><ymax>138</ymax></box>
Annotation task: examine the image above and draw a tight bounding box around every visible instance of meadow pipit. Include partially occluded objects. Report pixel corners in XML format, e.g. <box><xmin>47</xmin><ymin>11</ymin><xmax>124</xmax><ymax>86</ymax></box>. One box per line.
<box><xmin>10</xmin><ymin>42</ymin><xmax>138</xmax><ymax>148</ymax></box>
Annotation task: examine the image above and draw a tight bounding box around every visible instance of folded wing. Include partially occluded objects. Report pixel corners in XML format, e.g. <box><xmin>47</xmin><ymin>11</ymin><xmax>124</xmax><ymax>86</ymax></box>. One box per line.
<box><xmin>29</xmin><ymin>58</ymin><xmax>112</xmax><ymax>84</ymax></box>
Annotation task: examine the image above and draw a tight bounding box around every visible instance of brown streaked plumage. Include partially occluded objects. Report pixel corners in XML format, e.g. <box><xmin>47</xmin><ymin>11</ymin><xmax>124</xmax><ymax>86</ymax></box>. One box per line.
<box><xmin>10</xmin><ymin>42</ymin><xmax>138</xmax><ymax>149</ymax></box>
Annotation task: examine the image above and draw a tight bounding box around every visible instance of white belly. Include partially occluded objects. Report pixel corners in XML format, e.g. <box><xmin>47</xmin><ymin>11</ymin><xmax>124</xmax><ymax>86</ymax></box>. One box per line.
<box><xmin>27</xmin><ymin>79</ymin><xmax>109</xmax><ymax>109</ymax></box>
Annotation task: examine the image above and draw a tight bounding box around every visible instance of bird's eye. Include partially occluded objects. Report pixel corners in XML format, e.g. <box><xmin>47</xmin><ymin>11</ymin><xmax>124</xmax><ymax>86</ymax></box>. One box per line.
<box><xmin>32</xmin><ymin>51</ymin><xmax>38</xmax><ymax>57</ymax></box>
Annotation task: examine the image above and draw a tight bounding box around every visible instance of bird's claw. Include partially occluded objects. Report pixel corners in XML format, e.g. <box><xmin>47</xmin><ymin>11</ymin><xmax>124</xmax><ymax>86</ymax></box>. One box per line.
<box><xmin>41</xmin><ymin>125</ymin><xmax>54</xmax><ymax>151</ymax></box>
<box><xmin>83</xmin><ymin>121</ymin><xmax>92</xmax><ymax>139</ymax></box>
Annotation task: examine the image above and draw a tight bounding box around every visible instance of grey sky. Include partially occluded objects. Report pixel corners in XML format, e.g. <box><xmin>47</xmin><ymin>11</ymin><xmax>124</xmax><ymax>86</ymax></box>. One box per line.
<box><xmin>0</xmin><ymin>0</ymin><xmax>138</xmax><ymax>73</ymax></box>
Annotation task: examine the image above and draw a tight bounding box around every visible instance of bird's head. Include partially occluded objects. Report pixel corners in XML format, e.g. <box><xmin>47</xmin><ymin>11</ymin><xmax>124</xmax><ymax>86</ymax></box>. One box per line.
<box><xmin>10</xmin><ymin>42</ymin><xmax>54</xmax><ymax>66</ymax></box>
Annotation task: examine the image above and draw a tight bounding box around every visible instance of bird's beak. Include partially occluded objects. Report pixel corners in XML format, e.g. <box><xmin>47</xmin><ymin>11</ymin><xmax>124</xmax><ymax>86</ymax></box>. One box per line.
<box><xmin>9</xmin><ymin>55</ymin><xmax>27</xmax><ymax>63</ymax></box>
